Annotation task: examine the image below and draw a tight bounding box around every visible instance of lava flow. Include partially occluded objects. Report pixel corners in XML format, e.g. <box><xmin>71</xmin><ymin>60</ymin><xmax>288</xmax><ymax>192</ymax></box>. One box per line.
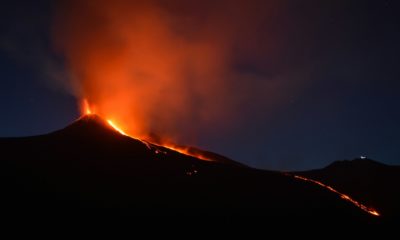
<box><xmin>106</xmin><ymin>120</ymin><xmax>127</xmax><ymax>136</ymax></box>
<box><xmin>81</xmin><ymin>99</ymin><xmax>212</xmax><ymax>161</ymax></box>
<box><xmin>286</xmin><ymin>173</ymin><xmax>380</xmax><ymax>217</ymax></box>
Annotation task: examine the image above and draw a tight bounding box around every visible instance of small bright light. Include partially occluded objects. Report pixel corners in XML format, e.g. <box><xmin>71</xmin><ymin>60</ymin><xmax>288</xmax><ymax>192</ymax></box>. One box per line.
<box><xmin>360</xmin><ymin>156</ymin><xmax>367</xmax><ymax>159</ymax></box>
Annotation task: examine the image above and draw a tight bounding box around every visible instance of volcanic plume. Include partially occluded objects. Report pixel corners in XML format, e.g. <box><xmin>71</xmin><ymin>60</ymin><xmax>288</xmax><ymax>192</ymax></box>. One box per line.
<box><xmin>53</xmin><ymin>0</ymin><xmax>290</xmax><ymax>146</ymax></box>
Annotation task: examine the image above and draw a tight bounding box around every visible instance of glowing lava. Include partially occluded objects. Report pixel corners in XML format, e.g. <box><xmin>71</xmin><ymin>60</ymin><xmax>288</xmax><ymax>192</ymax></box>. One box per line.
<box><xmin>83</xmin><ymin>99</ymin><xmax>93</xmax><ymax>115</ymax></box>
<box><xmin>287</xmin><ymin>174</ymin><xmax>380</xmax><ymax>217</ymax></box>
<box><xmin>107</xmin><ymin>120</ymin><xmax>127</xmax><ymax>136</ymax></box>
<box><xmin>81</xmin><ymin>99</ymin><xmax>212</xmax><ymax>161</ymax></box>
<box><xmin>106</xmin><ymin>119</ymin><xmax>212</xmax><ymax>161</ymax></box>
<box><xmin>160</xmin><ymin>144</ymin><xmax>212</xmax><ymax>162</ymax></box>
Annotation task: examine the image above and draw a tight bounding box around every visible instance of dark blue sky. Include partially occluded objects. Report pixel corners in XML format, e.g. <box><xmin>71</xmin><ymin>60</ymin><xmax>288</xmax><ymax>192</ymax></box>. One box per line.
<box><xmin>1</xmin><ymin>0</ymin><xmax>399</xmax><ymax>170</ymax></box>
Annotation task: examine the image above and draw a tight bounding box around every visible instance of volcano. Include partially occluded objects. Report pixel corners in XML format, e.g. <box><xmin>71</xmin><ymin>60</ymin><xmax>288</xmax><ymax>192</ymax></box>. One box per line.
<box><xmin>0</xmin><ymin>115</ymin><xmax>387</xmax><ymax>224</ymax></box>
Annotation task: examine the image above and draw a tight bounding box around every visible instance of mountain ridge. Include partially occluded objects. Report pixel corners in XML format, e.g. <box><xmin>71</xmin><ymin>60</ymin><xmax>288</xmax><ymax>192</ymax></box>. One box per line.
<box><xmin>0</xmin><ymin>115</ymin><xmax>389</xmax><ymax>223</ymax></box>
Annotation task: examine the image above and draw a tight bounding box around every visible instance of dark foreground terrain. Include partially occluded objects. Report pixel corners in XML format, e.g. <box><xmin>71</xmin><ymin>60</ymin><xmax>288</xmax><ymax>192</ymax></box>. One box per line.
<box><xmin>0</xmin><ymin>115</ymin><xmax>396</xmax><ymax>226</ymax></box>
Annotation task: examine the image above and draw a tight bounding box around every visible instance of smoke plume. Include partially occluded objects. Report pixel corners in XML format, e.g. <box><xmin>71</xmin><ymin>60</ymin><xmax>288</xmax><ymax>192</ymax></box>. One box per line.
<box><xmin>53</xmin><ymin>0</ymin><xmax>295</xmax><ymax>144</ymax></box>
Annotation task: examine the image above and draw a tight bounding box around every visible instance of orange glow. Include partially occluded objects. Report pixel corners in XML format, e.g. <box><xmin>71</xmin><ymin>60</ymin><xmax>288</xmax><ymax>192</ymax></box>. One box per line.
<box><xmin>79</xmin><ymin>98</ymin><xmax>214</xmax><ymax>161</ymax></box>
<box><xmin>160</xmin><ymin>144</ymin><xmax>212</xmax><ymax>162</ymax></box>
<box><xmin>107</xmin><ymin>120</ymin><xmax>127</xmax><ymax>136</ymax></box>
<box><xmin>101</xmin><ymin>114</ymin><xmax>210</xmax><ymax>160</ymax></box>
<box><xmin>55</xmin><ymin>0</ymin><xmax>308</xmax><ymax>168</ymax></box>
<box><xmin>55</xmin><ymin>0</ymin><xmax>262</xmax><ymax>149</ymax></box>
<box><xmin>287</xmin><ymin>174</ymin><xmax>380</xmax><ymax>217</ymax></box>
<box><xmin>82</xmin><ymin>99</ymin><xmax>93</xmax><ymax>115</ymax></box>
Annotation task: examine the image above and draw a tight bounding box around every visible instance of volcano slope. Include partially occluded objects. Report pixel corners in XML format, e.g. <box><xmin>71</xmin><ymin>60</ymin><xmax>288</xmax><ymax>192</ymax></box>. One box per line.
<box><xmin>0</xmin><ymin>115</ymin><xmax>380</xmax><ymax>223</ymax></box>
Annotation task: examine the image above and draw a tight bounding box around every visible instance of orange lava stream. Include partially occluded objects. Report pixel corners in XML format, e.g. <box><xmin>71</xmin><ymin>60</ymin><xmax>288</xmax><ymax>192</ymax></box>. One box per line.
<box><xmin>107</xmin><ymin>120</ymin><xmax>212</xmax><ymax>161</ymax></box>
<box><xmin>107</xmin><ymin>120</ymin><xmax>127</xmax><ymax>136</ymax></box>
<box><xmin>160</xmin><ymin>144</ymin><xmax>213</xmax><ymax>162</ymax></box>
<box><xmin>288</xmin><ymin>174</ymin><xmax>380</xmax><ymax>217</ymax></box>
<box><xmin>106</xmin><ymin>119</ymin><xmax>153</xmax><ymax>150</ymax></box>
<box><xmin>82</xmin><ymin>99</ymin><xmax>212</xmax><ymax>161</ymax></box>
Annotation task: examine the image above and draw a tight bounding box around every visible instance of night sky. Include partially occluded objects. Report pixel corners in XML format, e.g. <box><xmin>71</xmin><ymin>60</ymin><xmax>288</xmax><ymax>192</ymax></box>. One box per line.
<box><xmin>1</xmin><ymin>0</ymin><xmax>399</xmax><ymax>170</ymax></box>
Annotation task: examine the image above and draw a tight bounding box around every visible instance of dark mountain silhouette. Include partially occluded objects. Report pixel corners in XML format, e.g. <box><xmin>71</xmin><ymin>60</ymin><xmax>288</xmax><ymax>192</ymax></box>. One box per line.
<box><xmin>0</xmin><ymin>115</ymin><xmax>386</xmax><ymax>224</ymax></box>
<box><xmin>297</xmin><ymin>158</ymin><xmax>400</xmax><ymax>219</ymax></box>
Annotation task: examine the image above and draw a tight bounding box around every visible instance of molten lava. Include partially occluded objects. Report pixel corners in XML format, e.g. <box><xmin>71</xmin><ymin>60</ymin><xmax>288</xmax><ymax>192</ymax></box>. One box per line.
<box><xmin>107</xmin><ymin>120</ymin><xmax>127</xmax><ymax>136</ymax></box>
<box><xmin>81</xmin><ymin>99</ymin><xmax>212</xmax><ymax>161</ymax></box>
<box><xmin>83</xmin><ymin>99</ymin><xmax>93</xmax><ymax>115</ymax></box>
<box><xmin>286</xmin><ymin>173</ymin><xmax>380</xmax><ymax>217</ymax></box>
<box><xmin>160</xmin><ymin>144</ymin><xmax>211</xmax><ymax>162</ymax></box>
